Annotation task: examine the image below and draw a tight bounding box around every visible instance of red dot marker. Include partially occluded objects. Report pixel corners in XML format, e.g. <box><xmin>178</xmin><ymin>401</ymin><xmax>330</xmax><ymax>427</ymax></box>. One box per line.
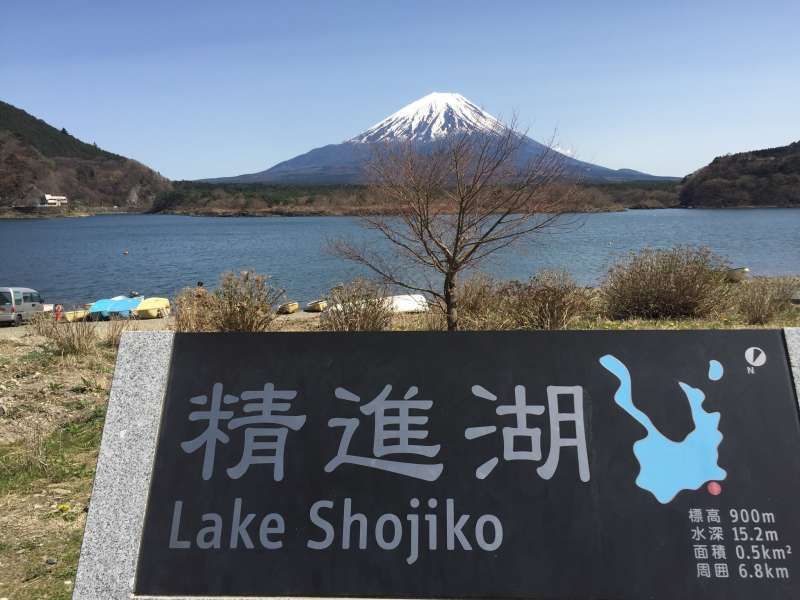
<box><xmin>707</xmin><ymin>481</ymin><xmax>722</xmax><ymax>496</ymax></box>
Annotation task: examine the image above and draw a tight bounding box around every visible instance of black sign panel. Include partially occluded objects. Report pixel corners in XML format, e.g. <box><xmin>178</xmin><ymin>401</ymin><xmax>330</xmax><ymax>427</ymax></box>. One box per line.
<box><xmin>135</xmin><ymin>331</ymin><xmax>800</xmax><ymax>599</ymax></box>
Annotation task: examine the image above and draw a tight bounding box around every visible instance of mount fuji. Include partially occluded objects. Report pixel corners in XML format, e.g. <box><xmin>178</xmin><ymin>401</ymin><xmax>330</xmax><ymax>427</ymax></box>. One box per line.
<box><xmin>209</xmin><ymin>92</ymin><xmax>669</xmax><ymax>184</ymax></box>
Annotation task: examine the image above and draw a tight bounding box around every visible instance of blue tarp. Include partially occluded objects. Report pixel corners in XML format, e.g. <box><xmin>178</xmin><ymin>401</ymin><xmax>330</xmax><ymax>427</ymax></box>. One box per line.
<box><xmin>88</xmin><ymin>296</ymin><xmax>143</xmax><ymax>319</ymax></box>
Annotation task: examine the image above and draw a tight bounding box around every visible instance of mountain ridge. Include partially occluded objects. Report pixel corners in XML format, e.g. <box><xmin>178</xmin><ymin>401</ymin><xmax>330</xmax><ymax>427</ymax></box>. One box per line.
<box><xmin>679</xmin><ymin>140</ymin><xmax>800</xmax><ymax>207</ymax></box>
<box><xmin>0</xmin><ymin>100</ymin><xmax>171</xmax><ymax>209</ymax></box>
<box><xmin>206</xmin><ymin>92</ymin><xmax>675</xmax><ymax>185</ymax></box>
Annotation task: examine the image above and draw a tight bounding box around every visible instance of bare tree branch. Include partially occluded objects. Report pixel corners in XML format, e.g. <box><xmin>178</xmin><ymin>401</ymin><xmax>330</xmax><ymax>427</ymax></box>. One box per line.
<box><xmin>333</xmin><ymin>119</ymin><xmax>575</xmax><ymax>330</ymax></box>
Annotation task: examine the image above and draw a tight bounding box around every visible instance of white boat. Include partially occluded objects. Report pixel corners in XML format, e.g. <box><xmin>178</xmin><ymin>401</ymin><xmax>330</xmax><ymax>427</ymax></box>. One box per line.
<box><xmin>386</xmin><ymin>294</ymin><xmax>428</xmax><ymax>313</ymax></box>
<box><xmin>327</xmin><ymin>294</ymin><xmax>429</xmax><ymax>314</ymax></box>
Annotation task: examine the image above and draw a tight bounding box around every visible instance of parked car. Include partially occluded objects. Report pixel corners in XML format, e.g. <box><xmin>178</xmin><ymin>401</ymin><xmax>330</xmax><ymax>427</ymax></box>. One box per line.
<box><xmin>0</xmin><ymin>287</ymin><xmax>45</xmax><ymax>326</ymax></box>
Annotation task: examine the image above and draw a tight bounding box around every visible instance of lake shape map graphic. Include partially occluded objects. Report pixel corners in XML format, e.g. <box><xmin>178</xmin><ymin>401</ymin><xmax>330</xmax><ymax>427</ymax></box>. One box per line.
<box><xmin>599</xmin><ymin>355</ymin><xmax>726</xmax><ymax>504</ymax></box>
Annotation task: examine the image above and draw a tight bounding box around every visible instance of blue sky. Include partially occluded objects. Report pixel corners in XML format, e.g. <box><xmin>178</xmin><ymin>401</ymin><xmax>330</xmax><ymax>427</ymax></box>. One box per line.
<box><xmin>1</xmin><ymin>0</ymin><xmax>798</xmax><ymax>180</ymax></box>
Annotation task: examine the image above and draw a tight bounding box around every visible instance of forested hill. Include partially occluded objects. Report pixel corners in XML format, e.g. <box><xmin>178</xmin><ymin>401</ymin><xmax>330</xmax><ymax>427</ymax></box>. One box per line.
<box><xmin>679</xmin><ymin>141</ymin><xmax>800</xmax><ymax>207</ymax></box>
<box><xmin>0</xmin><ymin>100</ymin><xmax>171</xmax><ymax>208</ymax></box>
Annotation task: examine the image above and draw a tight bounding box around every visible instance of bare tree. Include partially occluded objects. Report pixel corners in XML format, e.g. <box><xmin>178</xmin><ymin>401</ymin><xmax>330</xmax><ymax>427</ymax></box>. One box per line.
<box><xmin>333</xmin><ymin>123</ymin><xmax>573</xmax><ymax>330</ymax></box>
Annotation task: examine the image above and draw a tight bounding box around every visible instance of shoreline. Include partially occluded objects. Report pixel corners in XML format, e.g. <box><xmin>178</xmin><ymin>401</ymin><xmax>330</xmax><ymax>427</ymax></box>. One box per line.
<box><xmin>1</xmin><ymin>205</ymin><xmax>626</xmax><ymax>219</ymax></box>
<box><xmin>3</xmin><ymin>204</ymin><xmax>800</xmax><ymax>220</ymax></box>
<box><xmin>0</xmin><ymin>207</ymin><xmax>133</xmax><ymax>220</ymax></box>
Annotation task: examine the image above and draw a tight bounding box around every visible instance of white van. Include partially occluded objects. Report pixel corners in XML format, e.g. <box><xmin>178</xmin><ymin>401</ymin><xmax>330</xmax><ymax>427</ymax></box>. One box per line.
<box><xmin>0</xmin><ymin>287</ymin><xmax>45</xmax><ymax>325</ymax></box>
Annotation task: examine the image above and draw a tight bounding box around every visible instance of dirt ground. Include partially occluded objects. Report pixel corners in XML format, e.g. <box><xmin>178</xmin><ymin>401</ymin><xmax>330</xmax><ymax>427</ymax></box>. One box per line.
<box><xmin>0</xmin><ymin>326</ymin><xmax>114</xmax><ymax>599</ymax></box>
<box><xmin>0</xmin><ymin>310</ymin><xmax>323</xmax><ymax>342</ymax></box>
<box><xmin>0</xmin><ymin>312</ymin><xmax>331</xmax><ymax>440</ymax></box>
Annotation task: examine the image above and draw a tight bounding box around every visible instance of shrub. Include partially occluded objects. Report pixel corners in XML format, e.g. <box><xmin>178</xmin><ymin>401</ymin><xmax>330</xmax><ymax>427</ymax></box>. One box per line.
<box><xmin>438</xmin><ymin>271</ymin><xmax>590</xmax><ymax>331</ymax></box>
<box><xmin>174</xmin><ymin>271</ymin><xmax>284</xmax><ymax>332</ymax></box>
<box><xmin>455</xmin><ymin>274</ymin><xmax>512</xmax><ymax>330</ymax></box>
<box><xmin>320</xmin><ymin>279</ymin><xmax>394</xmax><ymax>332</ymax></box>
<box><xmin>505</xmin><ymin>270</ymin><xmax>589</xmax><ymax>330</ymax></box>
<box><xmin>601</xmin><ymin>247</ymin><xmax>729</xmax><ymax>320</ymax></box>
<box><xmin>101</xmin><ymin>317</ymin><xmax>139</xmax><ymax>348</ymax></box>
<box><xmin>174</xmin><ymin>287</ymin><xmax>218</xmax><ymax>332</ymax></box>
<box><xmin>212</xmin><ymin>271</ymin><xmax>284</xmax><ymax>332</ymax></box>
<box><xmin>735</xmin><ymin>277</ymin><xmax>799</xmax><ymax>325</ymax></box>
<box><xmin>41</xmin><ymin>319</ymin><xmax>97</xmax><ymax>355</ymax></box>
<box><xmin>30</xmin><ymin>312</ymin><xmax>97</xmax><ymax>355</ymax></box>
<box><xmin>28</xmin><ymin>312</ymin><xmax>55</xmax><ymax>337</ymax></box>
<box><xmin>420</xmin><ymin>308</ymin><xmax>447</xmax><ymax>331</ymax></box>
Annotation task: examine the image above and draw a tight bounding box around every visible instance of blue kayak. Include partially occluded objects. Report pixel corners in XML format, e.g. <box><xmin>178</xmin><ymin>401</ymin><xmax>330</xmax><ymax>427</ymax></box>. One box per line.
<box><xmin>88</xmin><ymin>296</ymin><xmax>143</xmax><ymax>319</ymax></box>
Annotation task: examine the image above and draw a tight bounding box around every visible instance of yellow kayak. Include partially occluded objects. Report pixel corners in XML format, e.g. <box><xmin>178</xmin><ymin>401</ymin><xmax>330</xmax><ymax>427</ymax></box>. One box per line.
<box><xmin>133</xmin><ymin>297</ymin><xmax>171</xmax><ymax>319</ymax></box>
<box><xmin>278</xmin><ymin>301</ymin><xmax>300</xmax><ymax>315</ymax></box>
<box><xmin>63</xmin><ymin>309</ymin><xmax>88</xmax><ymax>322</ymax></box>
<box><xmin>305</xmin><ymin>299</ymin><xmax>327</xmax><ymax>313</ymax></box>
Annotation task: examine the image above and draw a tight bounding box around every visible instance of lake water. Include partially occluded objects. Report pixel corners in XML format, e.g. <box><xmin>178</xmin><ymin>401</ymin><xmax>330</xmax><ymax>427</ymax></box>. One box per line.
<box><xmin>1</xmin><ymin>209</ymin><xmax>798</xmax><ymax>307</ymax></box>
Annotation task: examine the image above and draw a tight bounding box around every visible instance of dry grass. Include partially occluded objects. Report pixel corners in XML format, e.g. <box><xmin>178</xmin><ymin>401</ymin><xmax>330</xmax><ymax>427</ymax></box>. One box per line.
<box><xmin>28</xmin><ymin>311</ymin><xmax>59</xmax><ymax>337</ymax></box>
<box><xmin>445</xmin><ymin>272</ymin><xmax>590</xmax><ymax>331</ymax></box>
<box><xmin>319</xmin><ymin>280</ymin><xmax>394</xmax><ymax>332</ymax></box>
<box><xmin>455</xmin><ymin>274</ymin><xmax>512</xmax><ymax>330</ymax></box>
<box><xmin>174</xmin><ymin>287</ymin><xmax>218</xmax><ymax>332</ymax></box>
<box><xmin>214</xmin><ymin>271</ymin><xmax>284</xmax><ymax>332</ymax></box>
<box><xmin>174</xmin><ymin>271</ymin><xmax>284</xmax><ymax>332</ymax></box>
<box><xmin>52</xmin><ymin>320</ymin><xmax>98</xmax><ymax>356</ymax></box>
<box><xmin>0</xmin><ymin>327</ymin><xmax>114</xmax><ymax>599</ymax></box>
<box><xmin>101</xmin><ymin>317</ymin><xmax>139</xmax><ymax>348</ymax></box>
<box><xmin>601</xmin><ymin>246</ymin><xmax>730</xmax><ymax>320</ymax></box>
<box><xmin>419</xmin><ymin>308</ymin><xmax>447</xmax><ymax>331</ymax></box>
<box><xmin>504</xmin><ymin>270</ymin><xmax>591</xmax><ymax>330</ymax></box>
<box><xmin>28</xmin><ymin>314</ymin><xmax>98</xmax><ymax>355</ymax></box>
<box><xmin>734</xmin><ymin>276</ymin><xmax>800</xmax><ymax>325</ymax></box>
<box><xmin>0</xmin><ymin>419</ymin><xmax>55</xmax><ymax>477</ymax></box>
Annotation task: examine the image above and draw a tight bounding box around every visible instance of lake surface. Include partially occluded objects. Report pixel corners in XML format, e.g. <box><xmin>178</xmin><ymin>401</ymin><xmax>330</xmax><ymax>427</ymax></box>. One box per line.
<box><xmin>1</xmin><ymin>210</ymin><xmax>798</xmax><ymax>306</ymax></box>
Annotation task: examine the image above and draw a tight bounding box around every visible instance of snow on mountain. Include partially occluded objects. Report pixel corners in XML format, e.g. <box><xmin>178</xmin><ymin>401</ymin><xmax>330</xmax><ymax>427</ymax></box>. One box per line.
<box><xmin>554</xmin><ymin>145</ymin><xmax>575</xmax><ymax>157</ymax></box>
<box><xmin>349</xmin><ymin>92</ymin><xmax>504</xmax><ymax>144</ymax></box>
<box><xmin>206</xmin><ymin>92</ymin><xmax>673</xmax><ymax>184</ymax></box>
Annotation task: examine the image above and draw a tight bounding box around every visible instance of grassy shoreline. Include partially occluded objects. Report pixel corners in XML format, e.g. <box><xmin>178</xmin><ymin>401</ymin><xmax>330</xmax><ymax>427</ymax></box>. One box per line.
<box><xmin>2</xmin><ymin>203</ymin><xmax>628</xmax><ymax>220</ymax></box>
<box><xmin>4</xmin><ymin>204</ymin><xmax>799</xmax><ymax>220</ymax></box>
<box><xmin>1</xmin><ymin>180</ymin><xmax>683</xmax><ymax>218</ymax></box>
<box><xmin>0</xmin><ymin>207</ymin><xmax>132</xmax><ymax>220</ymax></box>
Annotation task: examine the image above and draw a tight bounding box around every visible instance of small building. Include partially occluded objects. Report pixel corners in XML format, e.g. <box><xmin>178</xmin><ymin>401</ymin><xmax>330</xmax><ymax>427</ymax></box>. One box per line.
<box><xmin>40</xmin><ymin>194</ymin><xmax>68</xmax><ymax>207</ymax></box>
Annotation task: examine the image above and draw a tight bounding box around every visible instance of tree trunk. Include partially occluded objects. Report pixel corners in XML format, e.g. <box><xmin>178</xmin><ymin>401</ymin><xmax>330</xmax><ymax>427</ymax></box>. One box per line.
<box><xmin>444</xmin><ymin>272</ymin><xmax>458</xmax><ymax>331</ymax></box>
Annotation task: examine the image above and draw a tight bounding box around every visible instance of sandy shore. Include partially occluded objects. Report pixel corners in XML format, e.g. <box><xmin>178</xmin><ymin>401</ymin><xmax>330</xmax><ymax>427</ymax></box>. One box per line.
<box><xmin>0</xmin><ymin>310</ymin><xmax>324</xmax><ymax>341</ymax></box>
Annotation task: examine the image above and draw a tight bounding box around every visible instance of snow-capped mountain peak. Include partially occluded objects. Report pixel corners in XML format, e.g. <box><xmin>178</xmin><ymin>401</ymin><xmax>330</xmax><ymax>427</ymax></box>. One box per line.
<box><xmin>349</xmin><ymin>92</ymin><xmax>504</xmax><ymax>144</ymax></box>
<box><xmin>208</xmin><ymin>92</ymin><xmax>671</xmax><ymax>185</ymax></box>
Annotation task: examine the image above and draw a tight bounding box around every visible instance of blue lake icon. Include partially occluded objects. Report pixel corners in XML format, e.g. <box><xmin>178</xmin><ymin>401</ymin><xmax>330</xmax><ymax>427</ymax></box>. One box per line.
<box><xmin>599</xmin><ymin>355</ymin><xmax>726</xmax><ymax>504</ymax></box>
